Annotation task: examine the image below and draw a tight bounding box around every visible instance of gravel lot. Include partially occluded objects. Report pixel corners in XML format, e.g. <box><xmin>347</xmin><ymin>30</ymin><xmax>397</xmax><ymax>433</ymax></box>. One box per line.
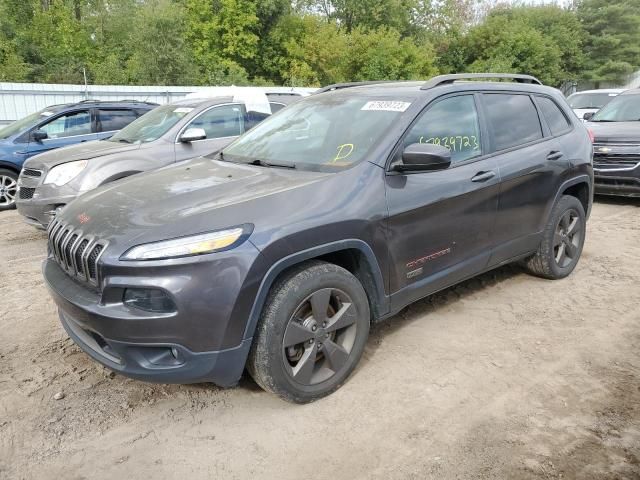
<box><xmin>1</xmin><ymin>198</ymin><xmax>639</xmax><ymax>480</ymax></box>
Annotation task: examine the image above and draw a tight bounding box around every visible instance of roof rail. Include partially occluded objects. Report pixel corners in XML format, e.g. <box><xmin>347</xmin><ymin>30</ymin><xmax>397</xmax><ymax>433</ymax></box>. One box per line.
<box><xmin>77</xmin><ymin>99</ymin><xmax>156</xmax><ymax>104</ymax></box>
<box><xmin>421</xmin><ymin>73</ymin><xmax>542</xmax><ymax>90</ymax></box>
<box><xmin>315</xmin><ymin>80</ymin><xmax>397</xmax><ymax>94</ymax></box>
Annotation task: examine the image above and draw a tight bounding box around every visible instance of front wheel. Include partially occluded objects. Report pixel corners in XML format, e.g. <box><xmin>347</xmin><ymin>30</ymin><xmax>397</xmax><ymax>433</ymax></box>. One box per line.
<box><xmin>0</xmin><ymin>169</ymin><xmax>18</xmax><ymax>211</ymax></box>
<box><xmin>524</xmin><ymin>195</ymin><xmax>586</xmax><ymax>279</ymax></box>
<box><xmin>247</xmin><ymin>261</ymin><xmax>370</xmax><ymax>403</ymax></box>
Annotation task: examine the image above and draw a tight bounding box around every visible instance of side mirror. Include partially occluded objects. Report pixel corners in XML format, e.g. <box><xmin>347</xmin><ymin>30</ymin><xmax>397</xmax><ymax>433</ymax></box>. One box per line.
<box><xmin>393</xmin><ymin>143</ymin><xmax>452</xmax><ymax>172</ymax></box>
<box><xmin>31</xmin><ymin>130</ymin><xmax>48</xmax><ymax>142</ymax></box>
<box><xmin>179</xmin><ymin>127</ymin><xmax>206</xmax><ymax>143</ymax></box>
<box><xmin>583</xmin><ymin>112</ymin><xmax>594</xmax><ymax>121</ymax></box>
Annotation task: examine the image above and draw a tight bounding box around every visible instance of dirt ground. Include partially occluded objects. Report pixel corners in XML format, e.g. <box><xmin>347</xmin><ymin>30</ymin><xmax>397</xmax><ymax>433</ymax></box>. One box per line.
<box><xmin>1</xmin><ymin>198</ymin><xmax>639</xmax><ymax>480</ymax></box>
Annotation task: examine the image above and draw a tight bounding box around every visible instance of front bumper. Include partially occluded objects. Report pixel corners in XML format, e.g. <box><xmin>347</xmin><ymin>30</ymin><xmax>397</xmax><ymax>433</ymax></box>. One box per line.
<box><xmin>16</xmin><ymin>174</ymin><xmax>78</xmax><ymax>229</ymax></box>
<box><xmin>594</xmin><ymin>161</ymin><xmax>640</xmax><ymax>197</ymax></box>
<box><xmin>43</xmin><ymin>241</ymin><xmax>265</xmax><ymax>385</ymax></box>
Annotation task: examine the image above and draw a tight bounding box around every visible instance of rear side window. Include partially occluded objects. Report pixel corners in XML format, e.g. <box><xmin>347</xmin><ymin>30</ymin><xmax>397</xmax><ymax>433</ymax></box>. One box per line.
<box><xmin>97</xmin><ymin>109</ymin><xmax>138</xmax><ymax>132</ymax></box>
<box><xmin>536</xmin><ymin>96</ymin><xmax>571</xmax><ymax>135</ymax></box>
<box><xmin>269</xmin><ymin>102</ymin><xmax>286</xmax><ymax>113</ymax></box>
<box><xmin>186</xmin><ymin>104</ymin><xmax>244</xmax><ymax>139</ymax></box>
<box><xmin>404</xmin><ymin>95</ymin><xmax>482</xmax><ymax>163</ymax></box>
<box><xmin>483</xmin><ymin>94</ymin><xmax>542</xmax><ymax>151</ymax></box>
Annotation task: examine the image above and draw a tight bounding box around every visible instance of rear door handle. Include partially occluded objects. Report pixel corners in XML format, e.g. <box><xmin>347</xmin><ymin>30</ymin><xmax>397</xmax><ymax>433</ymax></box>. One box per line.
<box><xmin>471</xmin><ymin>171</ymin><xmax>496</xmax><ymax>182</ymax></box>
<box><xmin>547</xmin><ymin>150</ymin><xmax>564</xmax><ymax>161</ymax></box>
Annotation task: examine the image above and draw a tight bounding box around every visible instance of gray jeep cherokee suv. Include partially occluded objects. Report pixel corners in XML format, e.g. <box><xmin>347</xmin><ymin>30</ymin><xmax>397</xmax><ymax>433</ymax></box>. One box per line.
<box><xmin>43</xmin><ymin>74</ymin><xmax>593</xmax><ymax>403</ymax></box>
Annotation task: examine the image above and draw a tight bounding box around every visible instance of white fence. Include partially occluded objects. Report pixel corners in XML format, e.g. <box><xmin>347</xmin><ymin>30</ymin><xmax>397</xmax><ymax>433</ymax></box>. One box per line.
<box><xmin>0</xmin><ymin>82</ymin><xmax>312</xmax><ymax>125</ymax></box>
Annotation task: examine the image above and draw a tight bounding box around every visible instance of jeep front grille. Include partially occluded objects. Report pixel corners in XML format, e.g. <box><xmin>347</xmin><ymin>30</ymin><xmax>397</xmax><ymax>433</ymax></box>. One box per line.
<box><xmin>47</xmin><ymin>218</ymin><xmax>107</xmax><ymax>286</ymax></box>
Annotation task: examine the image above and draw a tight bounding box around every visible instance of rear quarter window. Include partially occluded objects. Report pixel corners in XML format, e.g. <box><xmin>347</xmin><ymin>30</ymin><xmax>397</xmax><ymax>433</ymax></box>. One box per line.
<box><xmin>536</xmin><ymin>96</ymin><xmax>571</xmax><ymax>135</ymax></box>
<box><xmin>483</xmin><ymin>93</ymin><xmax>543</xmax><ymax>151</ymax></box>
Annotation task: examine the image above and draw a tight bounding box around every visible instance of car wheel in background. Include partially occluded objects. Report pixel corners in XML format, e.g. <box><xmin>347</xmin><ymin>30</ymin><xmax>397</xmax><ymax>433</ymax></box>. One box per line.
<box><xmin>0</xmin><ymin>169</ymin><xmax>18</xmax><ymax>211</ymax></box>
<box><xmin>247</xmin><ymin>261</ymin><xmax>370</xmax><ymax>403</ymax></box>
<box><xmin>524</xmin><ymin>195</ymin><xmax>586</xmax><ymax>279</ymax></box>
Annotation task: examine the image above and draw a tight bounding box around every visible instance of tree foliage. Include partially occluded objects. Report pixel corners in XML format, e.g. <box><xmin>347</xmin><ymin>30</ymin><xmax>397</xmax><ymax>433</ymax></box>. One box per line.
<box><xmin>577</xmin><ymin>0</ymin><xmax>640</xmax><ymax>85</ymax></box>
<box><xmin>0</xmin><ymin>0</ymin><xmax>636</xmax><ymax>87</ymax></box>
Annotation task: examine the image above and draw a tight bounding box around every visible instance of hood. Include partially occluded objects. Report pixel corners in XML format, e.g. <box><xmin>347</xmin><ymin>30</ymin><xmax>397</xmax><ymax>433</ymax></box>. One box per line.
<box><xmin>57</xmin><ymin>157</ymin><xmax>329</xmax><ymax>256</ymax></box>
<box><xmin>586</xmin><ymin>121</ymin><xmax>640</xmax><ymax>144</ymax></box>
<box><xmin>24</xmin><ymin>140</ymin><xmax>142</xmax><ymax>169</ymax></box>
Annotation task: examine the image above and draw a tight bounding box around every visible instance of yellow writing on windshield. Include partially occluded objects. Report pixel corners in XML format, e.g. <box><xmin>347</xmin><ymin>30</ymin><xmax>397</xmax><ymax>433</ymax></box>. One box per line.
<box><xmin>332</xmin><ymin>143</ymin><xmax>355</xmax><ymax>163</ymax></box>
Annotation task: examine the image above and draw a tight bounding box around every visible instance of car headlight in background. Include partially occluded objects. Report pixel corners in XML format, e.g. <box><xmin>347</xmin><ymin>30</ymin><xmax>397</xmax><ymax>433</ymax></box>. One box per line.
<box><xmin>44</xmin><ymin>160</ymin><xmax>88</xmax><ymax>186</ymax></box>
<box><xmin>121</xmin><ymin>226</ymin><xmax>251</xmax><ymax>260</ymax></box>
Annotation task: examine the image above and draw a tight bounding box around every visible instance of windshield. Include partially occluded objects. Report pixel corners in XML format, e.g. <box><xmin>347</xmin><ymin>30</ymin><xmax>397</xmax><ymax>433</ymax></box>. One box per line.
<box><xmin>109</xmin><ymin>104</ymin><xmax>194</xmax><ymax>143</ymax></box>
<box><xmin>221</xmin><ymin>93</ymin><xmax>413</xmax><ymax>171</ymax></box>
<box><xmin>0</xmin><ymin>109</ymin><xmax>58</xmax><ymax>140</ymax></box>
<box><xmin>591</xmin><ymin>94</ymin><xmax>640</xmax><ymax>122</ymax></box>
<box><xmin>567</xmin><ymin>92</ymin><xmax>618</xmax><ymax>109</ymax></box>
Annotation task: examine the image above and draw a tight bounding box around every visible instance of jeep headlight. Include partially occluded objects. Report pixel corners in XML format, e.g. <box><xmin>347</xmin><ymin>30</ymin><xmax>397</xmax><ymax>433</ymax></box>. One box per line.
<box><xmin>121</xmin><ymin>226</ymin><xmax>250</xmax><ymax>260</ymax></box>
<box><xmin>44</xmin><ymin>160</ymin><xmax>88</xmax><ymax>186</ymax></box>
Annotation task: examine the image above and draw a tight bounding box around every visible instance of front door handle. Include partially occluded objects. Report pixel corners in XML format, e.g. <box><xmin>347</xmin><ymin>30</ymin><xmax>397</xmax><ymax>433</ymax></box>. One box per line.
<box><xmin>471</xmin><ymin>171</ymin><xmax>496</xmax><ymax>182</ymax></box>
<box><xmin>547</xmin><ymin>150</ymin><xmax>564</xmax><ymax>161</ymax></box>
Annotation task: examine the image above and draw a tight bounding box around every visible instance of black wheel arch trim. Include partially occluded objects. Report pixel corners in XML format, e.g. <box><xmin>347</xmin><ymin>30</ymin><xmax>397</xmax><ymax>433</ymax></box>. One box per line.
<box><xmin>242</xmin><ymin>239</ymin><xmax>389</xmax><ymax>343</ymax></box>
<box><xmin>0</xmin><ymin>161</ymin><xmax>20</xmax><ymax>174</ymax></box>
<box><xmin>99</xmin><ymin>170</ymin><xmax>142</xmax><ymax>186</ymax></box>
<box><xmin>545</xmin><ymin>174</ymin><xmax>592</xmax><ymax>224</ymax></box>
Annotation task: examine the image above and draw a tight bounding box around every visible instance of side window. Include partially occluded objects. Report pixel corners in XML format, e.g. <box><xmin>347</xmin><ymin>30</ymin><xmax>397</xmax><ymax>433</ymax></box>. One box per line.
<box><xmin>536</xmin><ymin>96</ymin><xmax>571</xmax><ymax>135</ymax></box>
<box><xmin>39</xmin><ymin>110</ymin><xmax>91</xmax><ymax>138</ymax></box>
<box><xmin>185</xmin><ymin>104</ymin><xmax>244</xmax><ymax>140</ymax></box>
<box><xmin>97</xmin><ymin>109</ymin><xmax>138</xmax><ymax>132</ymax></box>
<box><xmin>269</xmin><ymin>102</ymin><xmax>286</xmax><ymax>113</ymax></box>
<box><xmin>483</xmin><ymin>94</ymin><xmax>543</xmax><ymax>151</ymax></box>
<box><xmin>404</xmin><ymin>95</ymin><xmax>482</xmax><ymax>163</ymax></box>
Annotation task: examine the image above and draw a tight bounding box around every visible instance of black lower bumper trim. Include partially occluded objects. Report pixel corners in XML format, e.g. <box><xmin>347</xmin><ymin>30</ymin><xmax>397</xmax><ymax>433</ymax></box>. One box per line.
<box><xmin>60</xmin><ymin>309</ymin><xmax>251</xmax><ymax>386</ymax></box>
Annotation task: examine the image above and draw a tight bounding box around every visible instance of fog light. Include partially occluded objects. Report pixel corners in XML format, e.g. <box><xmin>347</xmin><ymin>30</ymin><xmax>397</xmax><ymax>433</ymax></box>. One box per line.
<box><xmin>123</xmin><ymin>288</ymin><xmax>176</xmax><ymax>313</ymax></box>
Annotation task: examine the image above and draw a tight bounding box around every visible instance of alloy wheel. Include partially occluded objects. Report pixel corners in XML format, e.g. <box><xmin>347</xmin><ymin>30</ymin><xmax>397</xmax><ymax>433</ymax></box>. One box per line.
<box><xmin>553</xmin><ymin>209</ymin><xmax>581</xmax><ymax>268</ymax></box>
<box><xmin>0</xmin><ymin>175</ymin><xmax>17</xmax><ymax>207</ymax></box>
<box><xmin>282</xmin><ymin>288</ymin><xmax>358</xmax><ymax>386</ymax></box>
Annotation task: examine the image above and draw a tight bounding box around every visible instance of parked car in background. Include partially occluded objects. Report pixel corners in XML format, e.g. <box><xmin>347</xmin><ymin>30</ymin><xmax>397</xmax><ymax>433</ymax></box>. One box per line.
<box><xmin>17</xmin><ymin>91</ymin><xmax>298</xmax><ymax>229</ymax></box>
<box><xmin>0</xmin><ymin>100</ymin><xmax>157</xmax><ymax>210</ymax></box>
<box><xmin>42</xmin><ymin>74</ymin><xmax>593</xmax><ymax>403</ymax></box>
<box><xmin>586</xmin><ymin>89</ymin><xmax>640</xmax><ymax>197</ymax></box>
<box><xmin>567</xmin><ymin>89</ymin><xmax>625</xmax><ymax>120</ymax></box>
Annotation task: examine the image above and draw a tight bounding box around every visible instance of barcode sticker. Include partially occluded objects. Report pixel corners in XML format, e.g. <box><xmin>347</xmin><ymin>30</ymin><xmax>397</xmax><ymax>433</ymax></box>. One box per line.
<box><xmin>361</xmin><ymin>101</ymin><xmax>411</xmax><ymax>112</ymax></box>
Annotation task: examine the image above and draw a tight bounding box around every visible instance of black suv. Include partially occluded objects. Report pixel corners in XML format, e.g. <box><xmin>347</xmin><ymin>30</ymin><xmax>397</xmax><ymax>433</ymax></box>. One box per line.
<box><xmin>43</xmin><ymin>74</ymin><xmax>593</xmax><ymax>403</ymax></box>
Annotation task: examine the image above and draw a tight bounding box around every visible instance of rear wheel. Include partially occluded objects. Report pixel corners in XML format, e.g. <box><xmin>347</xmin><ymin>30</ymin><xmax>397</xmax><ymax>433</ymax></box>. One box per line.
<box><xmin>247</xmin><ymin>261</ymin><xmax>370</xmax><ymax>403</ymax></box>
<box><xmin>524</xmin><ymin>195</ymin><xmax>586</xmax><ymax>279</ymax></box>
<box><xmin>0</xmin><ymin>169</ymin><xmax>18</xmax><ymax>211</ymax></box>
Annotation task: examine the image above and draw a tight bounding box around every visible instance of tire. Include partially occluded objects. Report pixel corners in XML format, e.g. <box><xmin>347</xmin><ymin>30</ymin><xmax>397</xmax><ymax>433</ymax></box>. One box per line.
<box><xmin>247</xmin><ymin>261</ymin><xmax>370</xmax><ymax>403</ymax></box>
<box><xmin>524</xmin><ymin>195</ymin><xmax>586</xmax><ymax>279</ymax></box>
<box><xmin>0</xmin><ymin>168</ymin><xmax>18</xmax><ymax>211</ymax></box>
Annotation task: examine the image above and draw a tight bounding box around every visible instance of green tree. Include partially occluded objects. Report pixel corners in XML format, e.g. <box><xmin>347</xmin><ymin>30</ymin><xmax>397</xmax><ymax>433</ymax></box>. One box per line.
<box><xmin>577</xmin><ymin>0</ymin><xmax>640</xmax><ymax>85</ymax></box>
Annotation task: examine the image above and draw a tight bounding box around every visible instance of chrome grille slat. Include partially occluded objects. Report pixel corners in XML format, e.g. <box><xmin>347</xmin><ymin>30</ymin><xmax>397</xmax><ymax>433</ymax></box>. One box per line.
<box><xmin>46</xmin><ymin>221</ymin><xmax>107</xmax><ymax>287</ymax></box>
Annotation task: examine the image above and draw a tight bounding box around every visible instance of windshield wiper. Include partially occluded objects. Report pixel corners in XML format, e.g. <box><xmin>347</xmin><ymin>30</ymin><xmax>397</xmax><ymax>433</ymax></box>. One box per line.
<box><xmin>249</xmin><ymin>159</ymin><xmax>296</xmax><ymax>169</ymax></box>
<box><xmin>117</xmin><ymin>138</ymin><xmax>132</xmax><ymax>143</ymax></box>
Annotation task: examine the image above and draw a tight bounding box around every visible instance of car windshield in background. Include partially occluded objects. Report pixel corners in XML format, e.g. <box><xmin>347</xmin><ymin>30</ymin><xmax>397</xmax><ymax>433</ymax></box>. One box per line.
<box><xmin>591</xmin><ymin>94</ymin><xmax>640</xmax><ymax>122</ymax></box>
<box><xmin>567</xmin><ymin>92</ymin><xmax>618</xmax><ymax>109</ymax></box>
<box><xmin>0</xmin><ymin>109</ymin><xmax>54</xmax><ymax>140</ymax></box>
<box><xmin>109</xmin><ymin>104</ymin><xmax>194</xmax><ymax>143</ymax></box>
<box><xmin>220</xmin><ymin>93</ymin><xmax>413</xmax><ymax>171</ymax></box>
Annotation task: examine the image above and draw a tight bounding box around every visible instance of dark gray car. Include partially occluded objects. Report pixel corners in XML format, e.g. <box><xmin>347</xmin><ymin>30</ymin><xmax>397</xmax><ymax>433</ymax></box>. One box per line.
<box><xmin>17</xmin><ymin>95</ymin><xmax>296</xmax><ymax>229</ymax></box>
<box><xmin>42</xmin><ymin>74</ymin><xmax>593</xmax><ymax>403</ymax></box>
<box><xmin>585</xmin><ymin>89</ymin><xmax>640</xmax><ymax>197</ymax></box>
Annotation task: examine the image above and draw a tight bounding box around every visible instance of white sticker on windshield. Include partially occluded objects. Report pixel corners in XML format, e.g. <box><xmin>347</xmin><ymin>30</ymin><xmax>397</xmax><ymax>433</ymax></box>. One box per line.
<box><xmin>40</xmin><ymin>111</ymin><xmax>54</xmax><ymax>117</ymax></box>
<box><xmin>361</xmin><ymin>101</ymin><xmax>411</xmax><ymax>112</ymax></box>
<box><xmin>174</xmin><ymin>107</ymin><xmax>194</xmax><ymax>114</ymax></box>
